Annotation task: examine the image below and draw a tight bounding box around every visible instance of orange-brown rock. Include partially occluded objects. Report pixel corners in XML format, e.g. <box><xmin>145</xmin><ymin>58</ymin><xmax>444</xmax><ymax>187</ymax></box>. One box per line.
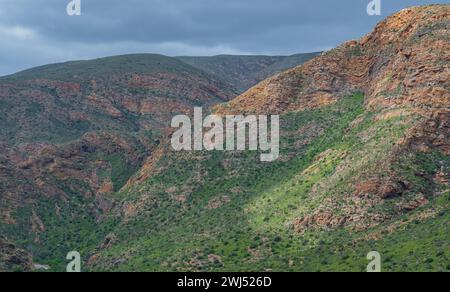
<box><xmin>216</xmin><ymin>5</ymin><xmax>449</xmax><ymax>115</ymax></box>
<box><xmin>355</xmin><ymin>178</ymin><xmax>407</xmax><ymax>199</ymax></box>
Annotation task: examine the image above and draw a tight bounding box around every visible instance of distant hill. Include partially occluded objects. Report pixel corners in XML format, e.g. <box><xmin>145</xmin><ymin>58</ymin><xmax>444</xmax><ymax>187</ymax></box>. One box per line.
<box><xmin>1</xmin><ymin>54</ymin><xmax>221</xmax><ymax>83</ymax></box>
<box><xmin>0</xmin><ymin>54</ymin><xmax>236</xmax><ymax>144</ymax></box>
<box><xmin>177</xmin><ymin>52</ymin><xmax>321</xmax><ymax>92</ymax></box>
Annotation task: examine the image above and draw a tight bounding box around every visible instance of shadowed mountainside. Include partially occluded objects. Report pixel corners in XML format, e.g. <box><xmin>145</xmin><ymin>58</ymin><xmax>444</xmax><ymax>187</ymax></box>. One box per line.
<box><xmin>177</xmin><ymin>53</ymin><xmax>321</xmax><ymax>93</ymax></box>
<box><xmin>0</xmin><ymin>54</ymin><xmax>239</xmax><ymax>270</ymax></box>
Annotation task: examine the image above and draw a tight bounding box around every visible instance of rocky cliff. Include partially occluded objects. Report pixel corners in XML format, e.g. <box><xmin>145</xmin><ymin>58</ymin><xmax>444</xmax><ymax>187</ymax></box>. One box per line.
<box><xmin>213</xmin><ymin>4</ymin><xmax>449</xmax><ymax>233</ymax></box>
<box><xmin>0</xmin><ymin>5</ymin><xmax>448</xmax><ymax>272</ymax></box>
<box><xmin>217</xmin><ymin>5</ymin><xmax>449</xmax><ymax>115</ymax></box>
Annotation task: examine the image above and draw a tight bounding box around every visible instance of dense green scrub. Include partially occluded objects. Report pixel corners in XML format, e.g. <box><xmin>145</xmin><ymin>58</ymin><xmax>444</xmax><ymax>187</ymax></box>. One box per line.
<box><xmin>4</xmin><ymin>93</ymin><xmax>446</xmax><ymax>271</ymax></box>
<box><xmin>87</xmin><ymin>93</ymin><xmax>448</xmax><ymax>272</ymax></box>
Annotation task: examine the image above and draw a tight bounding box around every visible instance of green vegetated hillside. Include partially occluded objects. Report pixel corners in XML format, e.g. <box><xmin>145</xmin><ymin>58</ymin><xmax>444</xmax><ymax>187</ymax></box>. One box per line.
<box><xmin>86</xmin><ymin>5</ymin><xmax>449</xmax><ymax>272</ymax></box>
<box><xmin>0</xmin><ymin>5</ymin><xmax>449</xmax><ymax>272</ymax></box>
<box><xmin>0</xmin><ymin>54</ymin><xmax>239</xmax><ymax>270</ymax></box>
<box><xmin>0</xmin><ymin>52</ymin><xmax>321</xmax><ymax>271</ymax></box>
<box><xmin>86</xmin><ymin>93</ymin><xmax>449</xmax><ymax>272</ymax></box>
<box><xmin>177</xmin><ymin>53</ymin><xmax>321</xmax><ymax>93</ymax></box>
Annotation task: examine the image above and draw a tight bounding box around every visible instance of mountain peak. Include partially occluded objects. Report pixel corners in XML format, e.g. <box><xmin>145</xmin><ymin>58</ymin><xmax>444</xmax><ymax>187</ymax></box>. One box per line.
<box><xmin>216</xmin><ymin>4</ymin><xmax>449</xmax><ymax>115</ymax></box>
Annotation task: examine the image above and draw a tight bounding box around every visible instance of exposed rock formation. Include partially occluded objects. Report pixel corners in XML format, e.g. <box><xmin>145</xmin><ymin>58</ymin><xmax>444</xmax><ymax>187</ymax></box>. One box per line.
<box><xmin>0</xmin><ymin>237</ymin><xmax>33</xmax><ymax>272</ymax></box>
<box><xmin>215</xmin><ymin>5</ymin><xmax>449</xmax><ymax>233</ymax></box>
<box><xmin>216</xmin><ymin>5</ymin><xmax>449</xmax><ymax>115</ymax></box>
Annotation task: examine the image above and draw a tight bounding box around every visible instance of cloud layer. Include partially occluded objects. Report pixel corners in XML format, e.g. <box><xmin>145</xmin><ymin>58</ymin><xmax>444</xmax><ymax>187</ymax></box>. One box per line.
<box><xmin>0</xmin><ymin>0</ymin><xmax>445</xmax><ymax>76</ymax></box>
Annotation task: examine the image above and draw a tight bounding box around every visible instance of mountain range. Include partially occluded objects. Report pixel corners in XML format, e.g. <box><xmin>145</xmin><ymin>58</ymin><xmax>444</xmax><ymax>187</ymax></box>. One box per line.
<box><xmin>0</xmin><ymin>4</ymin><xmax>448</xmax><ymax>272</ymax></box>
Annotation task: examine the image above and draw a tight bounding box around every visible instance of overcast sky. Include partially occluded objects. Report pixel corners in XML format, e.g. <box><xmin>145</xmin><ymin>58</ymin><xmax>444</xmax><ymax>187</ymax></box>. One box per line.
<box><xmin>0</xmin><ymin>0</ymin><xmax>447</xmax><ymax>76</ymax></box>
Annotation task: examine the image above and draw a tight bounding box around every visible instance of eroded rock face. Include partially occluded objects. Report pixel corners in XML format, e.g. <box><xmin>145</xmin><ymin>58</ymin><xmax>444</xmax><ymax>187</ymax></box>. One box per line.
<box><xmin>0</xmin><ymin>131</ymin><xmax>150</xmax><ymax>229</ymax></box>
<box><xmin>405</xmin><ymin>112</ymin><xmax>450</xmax><ymax>155</ymax></box>
<box><xmin>0</xmin><ymin>54</ymin><xmax>238</xmax><ymax>249</ymax></box>
<box><xmin>0</xmin><ymin>5</ymin><xmax>448</xmax><ymax>269</ymax></box>
<box><xmin>216</xmin><ymin>5</ymin><xmax>449</xmax><ymax>115</ymax></box>
<box><xmin>0</xmin><ymin>237</ymin><xmax>33</xmax><ymax>272</ymax></box>
<box><xmin>355</xmin><ymin>179</ymin><xmax>408</xmax><ymax>199</ymax></box>
<box><xmin>291</xmin><ymin>110</ymin><xmax>449</xmax><ymax>233</ymax></box>
<box><xmin>216</xmin><ymin>5</ymin><xmax>449</xmax><ymax>233</ymax></box>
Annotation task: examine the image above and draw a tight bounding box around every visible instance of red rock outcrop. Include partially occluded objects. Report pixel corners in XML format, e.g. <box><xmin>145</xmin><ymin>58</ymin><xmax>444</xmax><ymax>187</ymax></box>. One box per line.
<box><xmin>216</xmin><ymin>5</ymin><xmax>449</xmax><ymax>115</ymax></box>
<box><xmin>215</xmin><ymin>5</ymin><xmax>449</xmax><ymax>233</ymax></box>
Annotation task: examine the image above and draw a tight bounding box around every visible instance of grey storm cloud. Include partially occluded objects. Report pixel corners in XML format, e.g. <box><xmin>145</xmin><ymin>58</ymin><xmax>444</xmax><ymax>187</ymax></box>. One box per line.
<box><xmin>0</xmin><ymin>0</ymin><xmax>447</xmax><ymax>76</ymax></box>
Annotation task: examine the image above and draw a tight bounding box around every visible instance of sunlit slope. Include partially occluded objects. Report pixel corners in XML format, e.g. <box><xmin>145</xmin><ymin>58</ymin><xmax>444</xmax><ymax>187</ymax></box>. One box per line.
<box><xmin>90</xmin><ymin>93</ymin><xmax>448</xmax><ymax>271</ymax></box>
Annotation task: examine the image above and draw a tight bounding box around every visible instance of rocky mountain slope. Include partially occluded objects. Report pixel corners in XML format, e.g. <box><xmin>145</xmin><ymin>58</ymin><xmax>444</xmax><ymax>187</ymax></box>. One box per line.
<box><xmin>177</xmin><ymin>53</ymin><xmax>321</xmax><ymax>93</ymax></box>
<box><xmin>0</xmin><ymin>51</ymin><xmax>321</xmax><ymax>271</ymax></box>
<box><xmin>212</xmin><ymin>4</ymin><xmax>450</xmax><ymax>231</ymax></box>
<box><xmin>0</xmin><ymin>5</ymin><xmax>448</xmax><ymax>272</ymax></box>
<box><xmin>87</xmin><ymin>5</ymin><xmax>448</xmax><ymax>272</ymax></box>
<box><xmin>216</xmin><ymin>6</ymin><xmax>449</xmax><ymax>115</ymax></box>
<box><xmin>0</xmin><ymin>54</ymin><xmax>238</xmax><ymax>270</ymax></box>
